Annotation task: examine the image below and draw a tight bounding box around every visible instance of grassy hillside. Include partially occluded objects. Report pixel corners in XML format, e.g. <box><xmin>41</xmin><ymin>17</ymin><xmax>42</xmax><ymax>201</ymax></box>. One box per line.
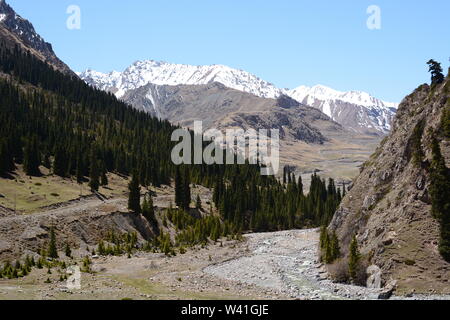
<box><xmin>0</xmin><ymin>165</ymin><xmax>129</xmax><ymax>213</ymax></box>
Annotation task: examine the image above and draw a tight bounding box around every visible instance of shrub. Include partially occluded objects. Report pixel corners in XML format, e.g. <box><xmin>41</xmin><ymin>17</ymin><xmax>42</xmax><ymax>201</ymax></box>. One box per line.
<box><xmin>442</xmin><ymin>107</ymin><xmax>450</xmax><ymax>139</ymax></box>
<box><xmin>328</xmin><ymin>258</ymin><xmax>350</xmax><ymax>283</ymax></box>
<box><xmin>352</xmin><ymin>259</ymin><xmax>369</xmax><ymax>286</ymax></box>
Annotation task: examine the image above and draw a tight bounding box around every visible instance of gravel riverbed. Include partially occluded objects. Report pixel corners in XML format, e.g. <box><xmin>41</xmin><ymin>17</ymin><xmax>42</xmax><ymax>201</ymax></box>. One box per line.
<box><xmin>205</xmin><ymin>229</ymin><xmax>398</xmax><ymax>300</ymax></box>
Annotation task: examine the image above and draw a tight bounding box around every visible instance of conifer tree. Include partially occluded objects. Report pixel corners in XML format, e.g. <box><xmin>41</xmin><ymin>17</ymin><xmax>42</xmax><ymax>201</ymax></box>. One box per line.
<box><xmin>53</xmin><ymin>146</ymin><xmax>68</xmax><ymax>177</ymax></box>
<box><xmin>88</xmin><ymin>148</ymin><xmax>100</xmax><ymax>192</ymax></box>
<box><xmin>0</xmin><ymin>140</ymin><xmax>14</xmax><ymax>176</ymax></box>
<box><xmin>142</xmin><ymin>195</ymin><xmax>155</xmax><ymax>223</ymax></box>
<box><xmin>48</xmin><ymin>226</ymin><xmax>58</xmax><ymax>259</ymax></box>
<box><xmin>100</xmin><ymin>166</ymin><xmax>109</xmax><ymax>186</ymax></box>
<box><xmin>182</xmin><ymin>169</ymin><xmax>191</xmax><ymax>211</ymax></box>
<box><xmin>330</xmin><ymin>231</ymin><xmax>341</xmax><ymax>261</ymax></box>
<box><xmin>128</xmin><ymin>173</ymin><xmax>141</xmax><ymax>214</ymax></box>
<box><xmin>175</xmin><ymin>167</ymin><xmax>183</xmax><ymax>209</ymax></box>
<box><xmin>427</xmin><ymin>59</ymin><xmax>445</xmax><ymax>85</ymax></box>
<box><xmin>348</xmin><ymin>235</ymin><xmax>360</xmax><ymax>281</ymax></box>
<box><xmin>76</xmin><ymin>153</ymin><xmax>84</xmax><ymax>184</ymax></box>
<box><xmin>23</xmin><ymin>136</ymin><xmax>41</xmax><ymax>176</ymax></box>
<box><xmin>429</xmin><ymin>138</ymin><xmax>450</xmax><ymax>261</ymax></box>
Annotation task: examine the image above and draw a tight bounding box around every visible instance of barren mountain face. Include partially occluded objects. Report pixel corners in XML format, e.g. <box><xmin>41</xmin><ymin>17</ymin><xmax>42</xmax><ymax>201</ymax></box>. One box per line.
<box><xmin>330</xmin><ymin>76</ymin><xmax>450</xmax><ymax>294</ymax></box>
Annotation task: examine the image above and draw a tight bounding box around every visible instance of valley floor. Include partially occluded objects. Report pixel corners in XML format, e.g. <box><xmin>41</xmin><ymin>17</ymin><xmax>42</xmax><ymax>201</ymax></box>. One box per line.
<box><xmin>2</xmin><ymin>228</ymin><xmax>449</xmax><ymax>300</ymax></box>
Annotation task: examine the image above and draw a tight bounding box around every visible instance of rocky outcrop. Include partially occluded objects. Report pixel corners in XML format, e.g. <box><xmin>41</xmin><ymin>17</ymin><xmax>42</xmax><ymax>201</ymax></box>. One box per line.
<box><xmin>0</xmin><ymin>0</ymin><xmax>75</xmax><ymax>76</ymax></box>
<box><xmin>329</xmin><ymin>75</ymin><xmax>450</xmax><ymax>294</ymax></box>
<box><xmin>0</xmin><ymin>207</ymin><xmax>157</xmax><ymax>262</ymax></box>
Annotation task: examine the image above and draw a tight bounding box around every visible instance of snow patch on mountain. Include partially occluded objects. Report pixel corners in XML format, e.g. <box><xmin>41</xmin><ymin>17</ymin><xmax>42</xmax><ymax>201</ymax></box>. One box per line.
<box><xmin>287</xmin><ymin>85</ymin><xmax>398</xmax><ymax>115</ymax></box>
<box><xmin>287</xmin><ymin>85</ymin><xmax>398</xmax><ymax>134</ymax></box>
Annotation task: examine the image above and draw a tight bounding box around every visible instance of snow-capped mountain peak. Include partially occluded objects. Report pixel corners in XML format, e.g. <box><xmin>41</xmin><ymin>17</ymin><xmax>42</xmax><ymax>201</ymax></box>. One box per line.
<box><xmin>287</xmin><ymin>84</ymin><xmax>398</xmax><ymax>134</ymax></box>
<box><xmin>288</xmin><ymin>85</ymin><xmax>398</xmax><ymax>111</ymax></box>
<box><xmin>78</xmin><ymin>60</ymin><xmax>283</xmax><ymax>99</ymax></box>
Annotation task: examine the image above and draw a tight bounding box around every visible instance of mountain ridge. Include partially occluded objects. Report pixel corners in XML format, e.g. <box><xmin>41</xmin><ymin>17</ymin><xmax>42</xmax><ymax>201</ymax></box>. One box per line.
<box><xmin>0</xmin><ymin>0</ymin><xmax>74</xmax><ymax>76</ymax></box>
<box><xmin>79</xmin><ymin>60</ymin><xmax>397</xmax><ymax>135</ymax></box>
<box><xmin>288</xmin><ymin>85</ymin><xmax>398</xmax><ymax>135</ymax></box>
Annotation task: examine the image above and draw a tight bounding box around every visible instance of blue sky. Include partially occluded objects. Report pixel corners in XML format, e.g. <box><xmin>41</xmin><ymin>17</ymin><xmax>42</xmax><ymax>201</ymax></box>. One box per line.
<box><xmin>7</xmin><ymin>0</ymin><xmax>450</xmax><ymax>102</ymax></box>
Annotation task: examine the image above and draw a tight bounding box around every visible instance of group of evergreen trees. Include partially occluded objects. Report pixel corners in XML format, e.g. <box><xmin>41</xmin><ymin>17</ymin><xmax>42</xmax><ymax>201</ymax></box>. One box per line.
<box><xmin>319</xmin><ymin>227</ymin><xmax>340</xmax><ymax>264</ymax></box>
<box><xmin>97</xmin><ymin>231</ymin><xmax>139</xmax><ymax>258</ymax></box>
<box><xmin>214</xmin><ymin>166</ymin><xmax>343</xmax><ymax>233</ymax></box>
<box><xmin>0</xmin><ymin>256</ymin><xmax>34</xmax><ymax>279</ymax></box>
<box><xmin>0</xmin><ymin>227</ymin><xmax>74</xmax><ymax>280</ymax></box>
<box><xmin>319</xmin><ymin>228</ymin><xmax>364</xmax><ymax>284</ymax></box>
<box><xmin>429</xmin><ymin>138</ymin><xmax>450</xmax><ymax>261</ymax></box>
<box><xmin>0</xmin><ymin>41</ymin><xmax>175</xmax><ymax>186</ymax></box>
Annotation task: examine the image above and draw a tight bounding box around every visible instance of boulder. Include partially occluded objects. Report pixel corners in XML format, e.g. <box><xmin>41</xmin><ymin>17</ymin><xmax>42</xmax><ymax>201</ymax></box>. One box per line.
<box><xmin>366</xmin><ymin>265</ymin><xmax>382</xmax><ymax>289</ymax></box>
<box><xmin>378</xmin><ymin>280</ymin><xmax>397</xmax><ymax>300</ymax></box>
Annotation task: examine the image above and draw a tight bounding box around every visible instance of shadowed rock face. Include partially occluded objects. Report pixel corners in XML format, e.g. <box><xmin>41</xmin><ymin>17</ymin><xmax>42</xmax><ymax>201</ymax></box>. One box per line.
<box><xmin>0</xmin><ymin>0</ymin><xmax>75</xmax><ymax>76</ymax></box>
<box><xmin>329</xmin><ymin>76</ymin><xmax>450</xmax><ymax>294</ymax></box>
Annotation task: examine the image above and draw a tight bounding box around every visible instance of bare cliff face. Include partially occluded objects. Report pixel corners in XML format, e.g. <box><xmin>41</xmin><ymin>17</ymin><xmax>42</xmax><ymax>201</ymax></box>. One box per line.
<box><xmin>329</xmin><ymin>74</ymin><xmax>450</xmax><ymax>294</ymax></box>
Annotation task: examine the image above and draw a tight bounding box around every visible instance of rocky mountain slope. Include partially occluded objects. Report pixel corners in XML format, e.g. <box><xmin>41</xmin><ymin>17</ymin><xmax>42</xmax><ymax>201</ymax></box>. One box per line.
<box><xmin>288</xmin><ymin>85</ymin><xmax>397</xmax><ymax>135</ymax></box>
<box><xmin>79</xmin><ymin>61</ymin><xmax>397</xmax><ymax>135</ymax></box>
<box><xmin>0</xmin><ymin>0</ymin><xmax>74</xmax><ymax>75</ymax></box>
<box><xmin>329</xmin><ymin>73</ymin><xmax>450</xmax><ymax>294</ymax></box>
<box><xmin>121</xmin><ymin>81</ymin><xmax>335</xmax><ymax>144</ymax></box>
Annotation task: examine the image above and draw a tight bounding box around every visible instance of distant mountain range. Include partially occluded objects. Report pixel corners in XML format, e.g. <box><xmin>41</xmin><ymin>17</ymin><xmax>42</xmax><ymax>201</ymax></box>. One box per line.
<box><xmin>79</xmin><ymin>60</ymin><xmax>398</xmax><ymax>135</ymax></box>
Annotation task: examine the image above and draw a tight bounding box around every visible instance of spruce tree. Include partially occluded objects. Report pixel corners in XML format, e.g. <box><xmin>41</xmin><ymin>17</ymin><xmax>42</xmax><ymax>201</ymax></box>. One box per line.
<box><xmin>76</xmin><ymin>153</ymin><xmax>84</xmax><ymax>184</ymax></box>
<box><xmin>128</xmin><ymin>173</ymin><xmax>141</xmax><ymax>214</ymax></box>
<box><xmin>175</xmin><ymin>166</ymin><xmax>183</xmax><ymax>209</ymax></box>
<box><xmin>183</xmin><ymin>169</ymin><xmax>191</xmax><ymax>211</ymax></box>
<box><xmin>330</xmin><ymin>231</ymin><xmax>341</xmax><ymax>262</ymax></box>
<box><xmin>100</xmin><ymin>165</ymin><xmax>109</xmax><ymax>186</ymax></box>
<box><xmin>348</xmin><ymin>235</ymin><xmax>360</xmax><ymax>281</ymax></box>
<box><xmin>0</xmin><ymin>140</ymin><xmax>14</xmax><ymax>176</ymax></box>
<box><xmin>23</xmin><ymin>136</ymin><xmax>40</xmax><ymax>176</ymax></box>
<box><xmin>48</xmin><ymin>226</ymin><xmax>58</xmax><ymax>259</ymax></box>
<box><xmin>53</xmin><ymin>146</ymin><xmax>68</xmax><ymax>177</ymax></box>
<box><xmin>427</xmin><ymin>59</ymin><xmax>445</xmax><ymax>85</ymax></box>
<box><xmin>142</xmin><ymin>195</ymin><xmax>155</xmax><ymax>223</ymax></box>
<box><xmin>88</xmin><ymin>148</ymin><xmax>100</xmax><ymax>192</ymax></box>
<box><xmin>429</xmin><ymin>138</ymin><xmax>450</xmax><ymax>261</ymax></box>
